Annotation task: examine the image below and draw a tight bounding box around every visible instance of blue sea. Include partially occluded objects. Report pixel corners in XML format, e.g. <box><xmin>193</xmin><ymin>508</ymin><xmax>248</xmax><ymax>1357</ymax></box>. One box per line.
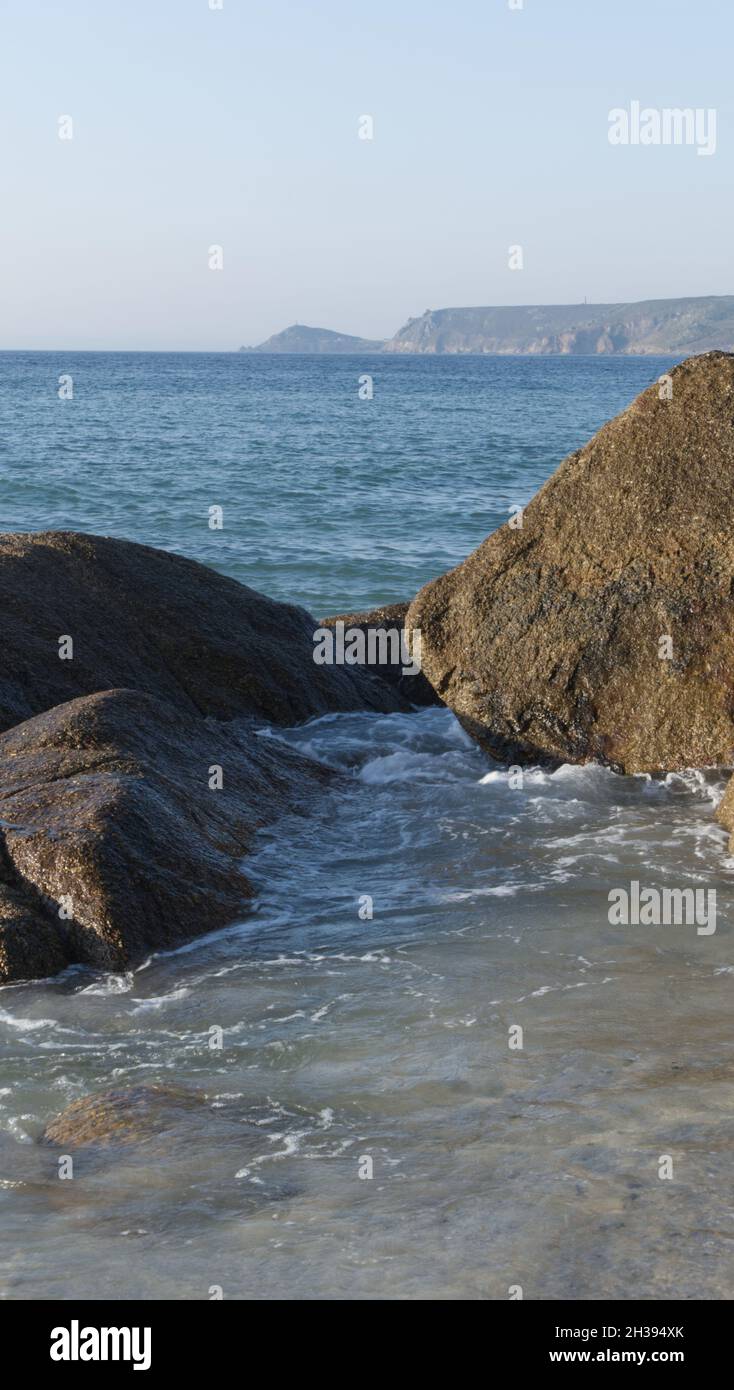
<box><xmin>0</xmin><ymin>351</ymin><xmax>678</xmax><ymax>613</ymax></box>
<box><xmin>1</xmin><ymin>353</ymin><xmax>733</xmax><ymax>1301</ymax></box>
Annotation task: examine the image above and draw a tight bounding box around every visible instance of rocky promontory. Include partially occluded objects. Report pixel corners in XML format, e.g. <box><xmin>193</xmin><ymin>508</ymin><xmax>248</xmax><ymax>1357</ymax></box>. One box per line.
<box><xmin>382</xmin><ymin>298</ymin><xmax>734</xmax><ymax>356</ymax></box>
<box><xmin>243</xmin><ymin>296</ymin><xmax>734</xmax><ymax>357</ymax></box>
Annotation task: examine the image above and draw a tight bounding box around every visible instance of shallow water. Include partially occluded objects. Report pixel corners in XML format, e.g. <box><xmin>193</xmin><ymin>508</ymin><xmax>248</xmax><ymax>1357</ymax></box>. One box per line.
<box><xmin>1</xmin><ymin>709</ymin><xmax>733</xmax><ymax>1300</ymax></box>
<box><xmin>2</xmin><ymin>352</ymin><xmax>733</xmax><ymax>1300</ymax></box>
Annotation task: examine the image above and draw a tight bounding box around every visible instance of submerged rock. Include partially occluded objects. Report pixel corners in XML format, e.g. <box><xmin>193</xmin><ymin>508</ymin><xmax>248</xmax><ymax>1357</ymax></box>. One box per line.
<box><xmin>715</xmin><ymin>780</ymin><xmax>734</xmax><ymax>851</ymax></box>
<box><xmin>42</xmin><ymin>1084</ymin><xmax>207</xmax><ymax>1149</ymax></box>
<box><xmin>0</xmin><ymin>530</ymin><xmax>404</xmax><ymax>733</ymax></box>
<box><xmin>407</xmin><ymin>352</ymin><xmax>734</xmax><ymax>774</ymax></box>
<box><xmin>35</xmin><ymin>1085</ymin><xmax>300</xmax><ymax>1224</ymax></box>
<box><xmin>320</xmin><ymin>602</ymin><xmax>440</xmax><ymax>707</ymax></box>
<box><xmin>0</xmin><ymin>688</ymin><xmax>330</xmax><ymax>983</ymax></box>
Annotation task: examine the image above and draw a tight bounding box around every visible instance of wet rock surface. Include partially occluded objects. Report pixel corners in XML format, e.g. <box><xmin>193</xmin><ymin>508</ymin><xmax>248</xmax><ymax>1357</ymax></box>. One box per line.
<box><xmin>42</xmin><ymin>1084</ymin><xmax>210</xmax><ymax>1149</ymax></box>
<box><xmin>0</xmin><ymin>530</ymin><xmax>404</xmax><ymax>733</ymax></box>
<box><xmin>0</xmin><ymin>688</ymin><xmax>330</xmax><ymax>982</ymax></box>
<box><xmin>407</xmin><ymin>352</ymin><xmax>734</xmax><ymax>773</ymax></box>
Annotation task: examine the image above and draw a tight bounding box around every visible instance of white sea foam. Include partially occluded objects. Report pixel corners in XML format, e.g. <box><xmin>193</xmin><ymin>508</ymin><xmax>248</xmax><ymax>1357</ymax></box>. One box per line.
<box><xmin>128</xmin><ymin>988</ymin><xmax>190</xmax><ymax>1013</ymax></box>
<box><xmin>0</xmin><ymin>1009</ymin><xmax>57</xmax><ymax>1033</ymax></box>
<box><xmin>78</xmin><ymin>973</ymin><xmax>134</xmax><ymax>996</ymax></box>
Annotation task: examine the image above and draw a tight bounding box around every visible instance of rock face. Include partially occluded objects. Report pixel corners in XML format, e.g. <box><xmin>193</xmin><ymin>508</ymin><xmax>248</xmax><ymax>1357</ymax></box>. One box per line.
<box><xmin>407</xmin><ymin>352</ymin><xmax>734</xmax><ymax>774</ymax></box>
<box><xmin>320</xmin><ymin>603</ymin><xmax>441</xmax><ymax>708</ymax></box>
<box><xmin>0</xmin><ymin>688</ymin><xmax>329</xmax><ymax>983</ymax></box>
<box><xmin>0</xmin><ymin>530</ymin><xmax>405</xmax><ymax>734</ymax></box>
<box><xmin>244</xmin><ymin>297</ymin><xmax>734</xmax><ymax>357</ymax></box>
<box><xmin>383</xmin><ymin>298</ymin><xmax>734</xmax><ymax>356</ymax></box>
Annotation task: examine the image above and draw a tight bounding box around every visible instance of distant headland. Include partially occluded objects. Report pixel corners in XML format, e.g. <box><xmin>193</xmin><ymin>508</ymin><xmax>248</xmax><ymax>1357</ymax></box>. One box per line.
<box><xmin>239</xmin><ymin>295</ymin><xmax>734</xmax><ymax>356</ymax></box>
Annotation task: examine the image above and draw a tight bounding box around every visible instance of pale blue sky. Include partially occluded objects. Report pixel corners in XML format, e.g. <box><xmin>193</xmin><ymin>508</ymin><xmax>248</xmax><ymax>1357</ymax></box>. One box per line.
<box><xmin>0</xmin><ymin>0</ymin><xmax>731</xmax><ymax>348</ymax></box>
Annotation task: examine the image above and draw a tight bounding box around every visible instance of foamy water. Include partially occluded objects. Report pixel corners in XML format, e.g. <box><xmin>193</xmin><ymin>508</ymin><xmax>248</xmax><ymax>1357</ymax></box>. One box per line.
<box><xmin>1</xmin><ymin>708</ymin><xmax>733</xmax><ymax>1300</ymax></box>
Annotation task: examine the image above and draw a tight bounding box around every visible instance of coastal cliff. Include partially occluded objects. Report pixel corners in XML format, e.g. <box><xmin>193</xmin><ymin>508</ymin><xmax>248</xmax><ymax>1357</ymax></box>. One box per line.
<box><xmin>244</xmin><ymin>296</ymin><xmax>734</xmax><ymax>356</ymax></box>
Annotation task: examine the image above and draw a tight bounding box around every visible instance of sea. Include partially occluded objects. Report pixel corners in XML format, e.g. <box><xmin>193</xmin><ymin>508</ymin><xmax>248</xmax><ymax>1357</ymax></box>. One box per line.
<box><xmin>0</xmin><ymin>351</ymin><xmax>732</xmax><ymax>1301</ymax></box>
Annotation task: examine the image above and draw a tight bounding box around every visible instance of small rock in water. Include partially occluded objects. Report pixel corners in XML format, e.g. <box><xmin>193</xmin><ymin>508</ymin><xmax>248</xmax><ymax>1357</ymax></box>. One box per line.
<box><xmin>41</xmin><ymin>1084</ymin><xmax>208</xmax><ymax>1149</ymax></box>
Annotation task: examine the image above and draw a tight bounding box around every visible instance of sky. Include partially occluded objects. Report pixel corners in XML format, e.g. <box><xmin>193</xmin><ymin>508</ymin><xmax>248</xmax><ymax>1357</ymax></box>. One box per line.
<box><xmin>0</xmin><ymin>0</ymin><xmax>731</xmax><ymax>349</ymax></box>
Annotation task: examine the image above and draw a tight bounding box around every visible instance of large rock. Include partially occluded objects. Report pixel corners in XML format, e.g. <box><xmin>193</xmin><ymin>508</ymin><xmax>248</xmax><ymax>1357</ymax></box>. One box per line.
<box><xmin>0</xmin><ymin>688</ymin><xmax>329</xmax><ymax>983</ymax></box>
<box><xmin>407</xmin><ymin>352</ymin><xmax>734</xmax><ymax>773</ymax></box>
<box><xmin>0</xmin><ymin>530</ymin><xmax>406</xmax><ymax>733</ymax></box>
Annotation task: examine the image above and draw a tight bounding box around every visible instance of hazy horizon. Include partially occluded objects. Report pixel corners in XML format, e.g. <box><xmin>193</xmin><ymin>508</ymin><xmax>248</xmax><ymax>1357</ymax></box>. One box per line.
<box><xmin>5</xmin><ymin>289</ymin><xmax>734</xmax><ymax>356</ymax></box>
<box><xmin>1</xmin><ymin>0</ymin><xmax>731</xmax><ymax>350</ymax></box>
